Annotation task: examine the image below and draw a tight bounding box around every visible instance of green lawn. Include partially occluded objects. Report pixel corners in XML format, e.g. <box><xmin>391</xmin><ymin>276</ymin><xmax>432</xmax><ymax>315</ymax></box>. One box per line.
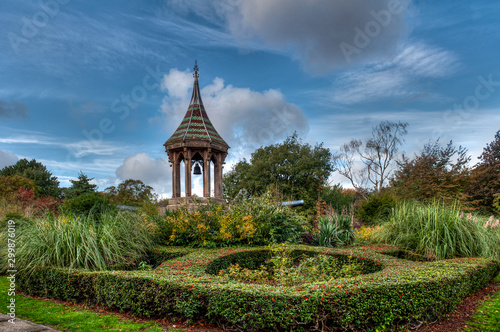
<box><xmin>0</xmin><ymin>276</ymin><xmax>177</xmax><ymax>332</ymax></box>
<box><xmin>462</xmin><ymin>272</ymin><xmax>500</xmax><ymax>332</ymax></box>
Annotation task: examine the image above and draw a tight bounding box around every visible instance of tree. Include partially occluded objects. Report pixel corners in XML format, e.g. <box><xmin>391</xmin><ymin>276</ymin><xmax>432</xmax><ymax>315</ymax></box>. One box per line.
<box><xmin>104</xmin><ymin>179</ymin><xmax>155</xmax><ymax>207</ymax></box>
<box><xmin>0</xmin><ymin>175</ymin><xmax>39</xmax><ymax>198</ymax></box>
<box><xmin>223</xmin><ymin>133</ymin><xmax>333</xmax><ymax>213</ymax></box>
<box><xmin>391</xmin><ymin>139</ymin><xmax>470</xmax><ymax>204</ymax></box>
<box><xmin>65</xmin><ymin>171</ymin><xmax>98</xmax><ymax>198</ymax></box>
<box><xmin>0</xmin><ymin>159</ymin><xmax>60</xmax><ymax>197</ymax></box>
<box><xmin>332</xmin><ymin>121</ymin><xmax>408</xmax><ymax>197</ymax></box>
<box><xmin>467</xmin><ymin>130</ymin><xmax>500</xmax><ymax>213</ymax></box>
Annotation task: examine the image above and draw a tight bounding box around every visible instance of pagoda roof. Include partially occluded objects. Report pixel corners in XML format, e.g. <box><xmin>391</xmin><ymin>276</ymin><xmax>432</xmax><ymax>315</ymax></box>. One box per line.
<box><xmin>164</xmin><ymin>61</ymin><xmax>229</xmax><ymax>152</ymax></box>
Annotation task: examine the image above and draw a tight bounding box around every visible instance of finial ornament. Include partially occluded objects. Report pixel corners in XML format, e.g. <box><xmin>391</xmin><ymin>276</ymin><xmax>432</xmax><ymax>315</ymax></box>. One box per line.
<box><xmin>193</xmin><ymin>60</ymin><xmax>199</xmax><ymax>79</ymax></box>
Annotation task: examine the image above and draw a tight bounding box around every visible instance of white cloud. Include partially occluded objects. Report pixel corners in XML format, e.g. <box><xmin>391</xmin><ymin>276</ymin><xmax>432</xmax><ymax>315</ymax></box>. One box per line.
<box><xmin>115</xmin><ymin>153</ymin><xmax>172</xmax><ymax>194</ymax></box>
<box><xmin>166</xmin><ymin>0</ymin><xmax>412</xmax><ymax>72</ymax></box>
<box><xmin>331</xmin><ymin>43</ymin><xmax>458</xmax><ymax>104</ymax></box>
<box><xmin>160</xmin><ymin>69</ymin><xmax>308</xmax><ymax>162</ymax></box>
<box><xmin>0</xmin><ymin>149</ymin><xmax>18</xmax><ymax>169</ymax></box>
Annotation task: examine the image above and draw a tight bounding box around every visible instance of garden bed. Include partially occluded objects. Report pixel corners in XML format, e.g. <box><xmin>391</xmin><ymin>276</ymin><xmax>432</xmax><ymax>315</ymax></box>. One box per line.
<box><xmin>17</xmin><ymin>245</ymin><xmax>500</xmax><ymax>331</ymax></box>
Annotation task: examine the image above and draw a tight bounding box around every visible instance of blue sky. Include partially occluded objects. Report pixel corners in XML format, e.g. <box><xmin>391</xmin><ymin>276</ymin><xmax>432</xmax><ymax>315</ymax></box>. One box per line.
<box><xmin>1</xmin><ymin>0</ymin><xmax>499</xmax><ymax>197</ymax></box>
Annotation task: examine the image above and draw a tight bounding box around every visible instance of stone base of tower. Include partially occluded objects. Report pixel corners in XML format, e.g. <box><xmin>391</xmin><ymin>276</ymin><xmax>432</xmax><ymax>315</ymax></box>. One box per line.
<box><xmin>159</xmin><ymin>196</ymin><xmax>226</xmax><ymax>214</ymax></box>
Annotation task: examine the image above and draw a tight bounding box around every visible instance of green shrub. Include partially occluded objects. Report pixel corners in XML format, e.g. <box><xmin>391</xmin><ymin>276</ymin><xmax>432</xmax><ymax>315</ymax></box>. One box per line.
<box><xmin>313</xmin><ymin>215</ymin><xmax>354</xmax><ymax>247</ymax></box>
<box><xmin>158</xmin><ymin>193</ymin><xmax>308</xmax><ymax>247</ymax></box>
<box><xmin>17</xmin><ymin>245</ymin><xmax>499</xmax><ymax>331</ymax></box>
<box><xmin>374</xmin><ymin>201</ymin><xmax>500</xmax><ymax>260</ymax></box>
<box><xmin>322</xmin><ymin>184</ymin><xmax>356</xmax><ymax>214</ymax></box>
<box><xmin>356</xmin><ymin>192</ymin><xmax>395</xmax><ymax>224</ymax></box>
<box><xmin>6</xmin><ymin>211</ymin><xmax>153</xmax><ymax>272</ymax></box>
<box><xmin>60</xmin><ymin>192</ymin><xmax>115</xmax><ymax>218</ymax></box>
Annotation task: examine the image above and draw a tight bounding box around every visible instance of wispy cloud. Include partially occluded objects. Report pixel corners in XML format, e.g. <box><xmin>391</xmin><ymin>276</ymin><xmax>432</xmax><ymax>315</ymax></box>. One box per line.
<box><xmin>329</xmin><ymin>43</ymin><xmax>459</xmax><ymax>104</ymax></box>
<box><xmin>0</xmin><ymin>133</ymin><xmax>126</xmax><ymax>158</ymax></box>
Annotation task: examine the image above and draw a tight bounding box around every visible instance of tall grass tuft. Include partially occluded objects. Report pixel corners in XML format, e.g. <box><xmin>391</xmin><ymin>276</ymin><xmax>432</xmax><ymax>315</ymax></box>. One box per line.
<box><xmin>5</xmin><ymin>210</ymin><xmax>153</xmax><ymax>272</ymax></box>
<box><xmin>313</xmin><ymin>215</ymin><xmax>354</xmax><ymax>247</ymax></box>
<box><xmin>374</xmin><ymin>201</ymin><xmax>500</xmax><ymax>260</ymax></box>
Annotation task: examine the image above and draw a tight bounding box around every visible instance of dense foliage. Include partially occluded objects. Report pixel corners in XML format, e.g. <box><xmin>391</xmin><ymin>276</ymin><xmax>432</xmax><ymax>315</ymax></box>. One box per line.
<box><xmin>104</xmin><ymin>179</ymin><xmax>156</xmax><ymax>207</ymax></box>
<box><xmin>374</xmin><ymin>201</ymin><xmax>500</xmax><ymax>260</ymax></box>
<box><xmin>17</xmin><ymin>245</ymin><xmax>499</xmax><ymax>331</ymax></box>
<box><xmin>467</xmin><ymin>130</ymin><xmax>500</xmax><ymax>214</ymax></box>
<box><xmin>223</xmin><ymin>133</ymin><xmax>333</xmax><ymax>214</ymax></box>
<box><xmin>155</xmin><ymin>193</ymin><xmax>308</xmax><ymax>247</ymax></box>
<box><xmin>391</xmin><ymin>140</ymin><xmax>470</xmax><ymax>204</ymax></box>
<box><xmin>60</xmin><ymin>192</ymin><xmax>115</xmax><ymax>217</ymax></box>
<box><xmin>355</xmin><ymin>191</ymin><xmax>396</xmax><ymax>224</ymax></box>
<box><xmin>0</xmin><ymin>158</ymin><xmax>60</xmax><ymax>197</ymax></box>
<box><xmin>0</xmin><ymin>187</ymin><xmax>59</xmax><ymax>219</ymax></box>
<box><xmin>0</xmin><ymin>175</ymin><xmax>38</xmax><ymax>197</ymax></box>
<box><xmin>321</xmin><ymin>184</ymin><xmax>356</xmax><ymax>214</ymax></box>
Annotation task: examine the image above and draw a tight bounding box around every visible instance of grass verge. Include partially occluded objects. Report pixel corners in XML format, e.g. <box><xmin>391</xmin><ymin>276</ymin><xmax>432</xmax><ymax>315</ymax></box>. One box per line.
<box><xmin>0</xmin><ymin>276</ymin><xmax>174</xmax><ymax>332</ymax></box>
<box><xmin>463</xmin><ymin>272</ymin><xmax>500</xmax><ymax>331</ymax></box>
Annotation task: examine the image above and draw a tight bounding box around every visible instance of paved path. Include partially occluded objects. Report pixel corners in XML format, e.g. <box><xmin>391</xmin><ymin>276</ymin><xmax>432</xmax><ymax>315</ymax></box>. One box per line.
<box><xmin>0</xmin><ymin>314</ymin><xmax>62</xmax><ymax>332</ymax></box>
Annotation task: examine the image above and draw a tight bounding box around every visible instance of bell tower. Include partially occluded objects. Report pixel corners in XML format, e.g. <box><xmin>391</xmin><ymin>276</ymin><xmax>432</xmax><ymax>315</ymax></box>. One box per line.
<box><xmin>164</xmin><ymin>61</ymin><xmax>229</xmax><ymax>204</ymax></box>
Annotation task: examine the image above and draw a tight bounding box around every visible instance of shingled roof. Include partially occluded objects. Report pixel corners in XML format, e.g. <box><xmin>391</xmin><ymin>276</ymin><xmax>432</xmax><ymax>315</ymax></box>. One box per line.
<box><xmin>164</xmin><ymin>61</ymin><xmax>229</xmax><ymax>150</ymax></box>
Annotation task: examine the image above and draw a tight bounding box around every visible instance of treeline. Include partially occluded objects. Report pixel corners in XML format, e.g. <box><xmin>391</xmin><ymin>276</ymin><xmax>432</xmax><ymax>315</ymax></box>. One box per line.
<box><xmin>0</xmin><ymin>160</ymin><xmax>158</xmax><ymax>219</ymax></box>
<box><xmin>223</xmin><ymin>124</ymin><xmax>500</xmax><ymax>219</ymax></box>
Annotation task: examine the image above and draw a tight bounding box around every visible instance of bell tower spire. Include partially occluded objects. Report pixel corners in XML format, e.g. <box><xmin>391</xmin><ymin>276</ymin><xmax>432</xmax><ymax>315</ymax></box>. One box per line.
<box><xmin>164</xmin><ymin>60</ymin><xmax>229</xmax><ymax>203</ymax></box>
<box><xmin>193</xmin><ymin>60</ymin><xmax>199</xmax><ymax>80</ymax></box>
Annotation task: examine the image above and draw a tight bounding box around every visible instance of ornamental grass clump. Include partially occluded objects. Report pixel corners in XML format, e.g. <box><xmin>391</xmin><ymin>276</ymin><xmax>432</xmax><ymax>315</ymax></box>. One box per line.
<box><xmin>9</xmin><ymin>210</ymin><xmax>153</xmax><ymax>272</ymax></box>
<box><xmin>313</xmin><ymin>214</ymin><xmax>354</xmax><ymax>247</ymax></box>
<box><xmin>374</xmin><ymin>200</ymin><xmax>500</xmax><ymax>260</ymax></box>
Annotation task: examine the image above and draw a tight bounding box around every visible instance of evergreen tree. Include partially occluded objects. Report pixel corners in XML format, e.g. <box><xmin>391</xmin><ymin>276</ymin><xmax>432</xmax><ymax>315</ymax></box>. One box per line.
<box><xmin>66</xmin><ymin>171</ymin><xmax>98</xmax><ymax>198</ymax></box>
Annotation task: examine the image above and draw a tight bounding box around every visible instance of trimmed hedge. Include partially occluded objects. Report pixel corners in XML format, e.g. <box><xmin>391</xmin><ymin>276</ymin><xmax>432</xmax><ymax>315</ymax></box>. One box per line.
<box><xmin>17</xmin><ymin>245</ymin><xmax>500</xmax><ymax>331</ymax></box>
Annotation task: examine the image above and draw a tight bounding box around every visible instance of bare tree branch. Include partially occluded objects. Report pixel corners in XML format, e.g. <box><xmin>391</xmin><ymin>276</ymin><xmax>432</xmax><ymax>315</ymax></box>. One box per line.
<box><xmin>332</xmin><ymin>121</ymin><xmax>408</xmax><ymax>195</ymax></box>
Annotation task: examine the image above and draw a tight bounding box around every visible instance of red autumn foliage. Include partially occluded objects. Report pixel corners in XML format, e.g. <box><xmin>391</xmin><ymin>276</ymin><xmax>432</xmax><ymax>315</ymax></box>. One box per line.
<box><xmin>9</xmin><ymin>187</ymin><xmax>60</xmax><ymax>216</ymax></box>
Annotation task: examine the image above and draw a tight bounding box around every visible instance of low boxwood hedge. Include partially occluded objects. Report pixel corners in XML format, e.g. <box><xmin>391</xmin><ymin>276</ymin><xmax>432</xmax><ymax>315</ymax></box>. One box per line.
<box><xmin>17</xmin><ymin>245</ymin><xmax>500</xmax><ymax>331</ymax></box>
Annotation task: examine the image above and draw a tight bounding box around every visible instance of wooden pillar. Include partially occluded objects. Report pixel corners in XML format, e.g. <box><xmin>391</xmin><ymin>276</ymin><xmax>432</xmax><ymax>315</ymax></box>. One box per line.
<box><xmin>171</xmin><ymin>152</ymin><xmax>177</xmax><ymax>198</ymax></box>
<box><xmin>203</xmin><ymin>151</ymin><xmax>211</xmax><ymax>198</ymax></box>
<box><xmin>184</xmin><ymin>149</ymin><xmax>192</xmax><ymax>197</ymax></box>
<box><xmin>171</xmin><ymin>151</ymin><xmax>182</xmax><ymax>198</ymax></box>
<box><xmin>214</xmin><ymin>154</ymin><xmax>223</xmax><ymax>199</ymax></box>
<box><xmin>175</xmin><ymin>152</ymin><xmax>181</xmax><ymax>198</ymax></box>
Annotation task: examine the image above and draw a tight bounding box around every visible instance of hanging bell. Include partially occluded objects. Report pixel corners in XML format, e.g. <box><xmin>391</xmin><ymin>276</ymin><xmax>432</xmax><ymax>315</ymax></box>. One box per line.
<box><xmin>193</xmin><ymin>162</ymin><xmax>202</xmax><ymax>175</ymax></box>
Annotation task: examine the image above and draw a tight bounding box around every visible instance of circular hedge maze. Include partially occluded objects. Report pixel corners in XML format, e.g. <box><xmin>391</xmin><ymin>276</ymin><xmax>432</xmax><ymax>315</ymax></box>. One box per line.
<box><xmin>17</xmin><ymin>244</ymin><xmax>499</xmax><ymax>331</ymax></box>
